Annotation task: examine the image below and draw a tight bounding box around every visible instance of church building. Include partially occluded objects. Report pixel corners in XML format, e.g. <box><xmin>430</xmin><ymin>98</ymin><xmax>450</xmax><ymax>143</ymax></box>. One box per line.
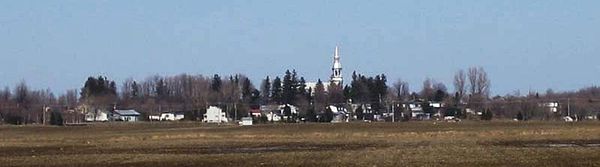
<box><xmin>305</xmin><ymin>46</ymin><xmax>344</xmax><ymax>92</ymax></box>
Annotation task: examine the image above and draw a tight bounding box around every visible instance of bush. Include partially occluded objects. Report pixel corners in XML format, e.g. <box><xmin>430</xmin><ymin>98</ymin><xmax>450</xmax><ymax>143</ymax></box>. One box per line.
<box><xmin>4</xmin><ymin>113</ymin><xmax>24</xmax><ymax>125</ymax></box>
<box><xmin>481</xmin><ymin>109</ymin><xmax>493</xmax><ymax>121</ymax></box>
<box><xmin>50</xmin><ymin>111</ymin><xmax>64</xmax><ymax>126</ymax></box>
<box><xmin>305</xmin><ymin>108</ymin><xmax>316</xmax><ymax>122</ymax></box>
<box><xmin>355</xmin><ymin>107</ymin><xmax>364</xmax><ymax>120</ymax></box>
<box><xmin>516</xmin><ymin>112</ymin><xmax>525</xmax><ymax>121</ymax></box>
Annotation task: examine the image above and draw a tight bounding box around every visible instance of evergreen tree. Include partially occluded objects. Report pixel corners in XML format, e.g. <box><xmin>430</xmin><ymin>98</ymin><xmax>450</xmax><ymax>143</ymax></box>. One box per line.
<box><xmin>343</xmin><ymin>85</ymin><xmax>352</xmax><ymax>103</ymax></box>
<box><xmin>306</xmin><ymin>106</ymin><xmax>316</xmax><ymax>122</ymax></box>
<box><xmin>328</xmin><ymin>82</ymin><xmax>345</xmax><ymax>104</ymax></box>
<box><xmin>282</xmin><ymin>70</ymin><xmax>294</xmax><ymax>104</ymax></box>
<box><xmin>355</xmin><ymin>106</ymin><xmax>364</xmax><ymax>120</ymax></box>
<box><xmin>49</xmin><ymin>110</ymin><xmax>64</xmax><ymax>126</ymax></box>
<box><xmin>283</xmin><ymin>105</ymin><xmax>293</xmax><ymax>122</ymax></box>
<box><xmin>481</xmin><ymin>109</ymin><xmax>493</xmax><ymax>121</ymax></box>
<box><xmin>250</xmin><ymin>89</ymin><xmax>261</xmax><ymax>105</ymax></box>
<box><xmin>323</xmin><ymin>107</ymin><xmax>334</xmax><ymax>122</ymax></box>
<box><xmin>298</xmin><ymin>77</ymin><xmax>307</xmax><ymax>99</ymax></box>
<box><xmin>313</xmin><ymin>79</ymin><xmax>327</xmax><ymax>112</ymax></box>
<box><xmin>271</xmin><ymin>77</ymin><xmax>282</xmax><ymax>104</ymax></box>
<box><xmin>211</xmin><ymin>74</ymin><xmax>222</xmax><ymax>92</ymax></box>
<box><xmin>131</xmin><ymin>81</ymin><xmax>139</xmax><ymax>99</ymax></box>
<box><xmin>80</xmin><ymin>76</ymin><xmax>118</xmax><ymax>109</ymax></box>
<box><xmin>517</xmin><ymin>111</ymin><xmax>525</xmax><ymax>121</ymax></box>
<box><xmin>241</xmin><ymin>78</ymin><xmax>253</xmax><ymax>102</ymax></box>
<box><xmin>291</xmin><ymin>70</ymin><xmax>299</xmax><ymax>97</ymax></box>
<box><xmin>433</xmin><ymin>89</ymin><xmax>447</xmax><ymax>102</ymax></box>
<box><xmin>109</xmin><ymin>81</ymin><xmax>117</xmax><ymax>96</ymax></box>
<box><xmin>156</xmin><ymin>78</ymin><xmax>168</xmax><ymax>101</ymax></box>
<box><xmin>260</xmin><ymin>76</ymin><xmax>271</xmax><ymax>104</ymax></box>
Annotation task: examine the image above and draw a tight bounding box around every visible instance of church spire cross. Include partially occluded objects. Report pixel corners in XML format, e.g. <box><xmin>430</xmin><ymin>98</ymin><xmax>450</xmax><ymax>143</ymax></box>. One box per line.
<box><xmin>331</xmin><ymin>46</ymin><xmax>343</xmax><ymax>85</ymax></box>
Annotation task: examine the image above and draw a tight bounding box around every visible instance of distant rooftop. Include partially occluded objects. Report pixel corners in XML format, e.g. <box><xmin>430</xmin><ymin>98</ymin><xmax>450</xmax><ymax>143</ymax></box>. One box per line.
<box><xmin>114</xmin><ymin>110</ymin><xmax>140</xmax><ymax>116</ymax></box>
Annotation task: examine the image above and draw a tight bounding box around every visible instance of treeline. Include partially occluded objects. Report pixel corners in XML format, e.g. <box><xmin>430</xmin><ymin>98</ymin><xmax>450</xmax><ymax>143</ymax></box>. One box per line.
<box><xmin>0</xmin><ymin>82</ymin><xmax>77</xmax><ymax>124</ymax></box>
<box><xmin>1</xmin><ymin>66</ymin><xmax>600</xmax><ymax>124</ymax></box>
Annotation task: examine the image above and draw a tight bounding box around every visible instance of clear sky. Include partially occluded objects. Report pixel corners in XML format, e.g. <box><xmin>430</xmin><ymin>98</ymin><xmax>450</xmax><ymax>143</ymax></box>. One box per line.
<box><xmin>1</xmin><ymin>0</ymin><xmax>599</xmax><ymax>96</ymax></box>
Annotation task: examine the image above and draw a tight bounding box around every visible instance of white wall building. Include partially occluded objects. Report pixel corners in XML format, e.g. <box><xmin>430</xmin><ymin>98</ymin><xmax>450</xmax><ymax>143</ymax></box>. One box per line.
<box><xmin>240</xmin><ymin>117</ymin><xmax>253</xmax><ymax>126</ymax></box>
<box><xmin>540</xmin><ymin>102</ymin><xmax>559</xmax><ymax>113</ymax></box>
<box><xmin>203</xmin><ymin>106</ymin><xmax>228</xmax><ymax>123</ymax></box>
<box><xmin>85</xmin><ymin>110</ymin><xmax>110</xmax><ymax>122</ymax></box>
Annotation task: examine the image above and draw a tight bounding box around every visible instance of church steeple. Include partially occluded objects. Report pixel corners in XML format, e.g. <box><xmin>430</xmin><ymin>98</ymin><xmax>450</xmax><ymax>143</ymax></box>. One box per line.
<box><xmin>330</xmin><ymin>46</ymin><xmax>343</xmax><ymax>85</ymax></box>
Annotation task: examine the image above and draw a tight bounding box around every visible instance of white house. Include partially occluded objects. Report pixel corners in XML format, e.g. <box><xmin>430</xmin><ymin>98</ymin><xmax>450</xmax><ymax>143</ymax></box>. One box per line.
<box><xmin>203</xmin><ymin>106</ymin><xmax>228</xmax><ymax>123</ymax></box>
<box><xmin>280</xmin><ymin>104</ymin><xmax>299</xmax><ymax>118</ymax></box>
<box><xmin>160</xmin><ymin>112</ymin><xmax>185</xmax><ymax>121</ymax></box>
<box><xmin>240</xmin><ymin>117</ymin><xmax>253</xmax><ymax>126</ymax></box>
<box><xmin>430</xmin><ymin>102</ymin><xmax>444</xmax><ymax>108</ymax></box>
<box><xmin>113</xmin><ymin>110</ymin><xmax>141</xmax><ymax>122</ymax></box>
<box><xmin>328</xmin><ymin>105</ymin><xmax>349</xmax><ymax>123</ymax></box>
<box><xmin>260</xmin><ymin>104</ymin><xmax>299</xmax><ymax>122</ymax></box>
<box><xmin>85</xmin><ymin>109</ymin><xmax>111</xmax><ymax>122</ymax></box>
<box><xmin>540</xmin><ymin>102</ymin><xmax>559</xmax><ymax>113</ymax></box>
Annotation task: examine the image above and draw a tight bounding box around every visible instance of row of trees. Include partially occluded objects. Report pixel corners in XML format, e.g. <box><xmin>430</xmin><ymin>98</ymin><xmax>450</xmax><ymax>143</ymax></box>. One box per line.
<box><xmin>2</xmin><ymin>66</ymin><xmax>600</xmax><ymax>124</ymax></box>
<box><xmin>0</xmin><ymin>81</ymin><xmax>77</xmax><ymax>124</ymax></box>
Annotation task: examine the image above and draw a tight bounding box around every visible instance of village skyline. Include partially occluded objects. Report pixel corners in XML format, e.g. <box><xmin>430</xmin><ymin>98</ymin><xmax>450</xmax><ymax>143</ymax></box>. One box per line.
<box><xmin>2</xmin><ymin>1</ymin><xmax>600</xmax><ymax>95</ymax></box>
<box><xmin>2</xmin><ymin>2</ymin><xmax>600</xmax><ymax>166</ymax></box>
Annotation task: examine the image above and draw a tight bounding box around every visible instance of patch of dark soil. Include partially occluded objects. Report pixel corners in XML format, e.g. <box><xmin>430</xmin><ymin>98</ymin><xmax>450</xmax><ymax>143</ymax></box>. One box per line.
<box><xmin>0</xmin><ymin>142</ymin><xmax>389</xmax><ymax>157</ymax></box>
<box><xmin>488</xmin><ymin>139</ymin><xmax>600</xmax><ymax>148</ymax></box>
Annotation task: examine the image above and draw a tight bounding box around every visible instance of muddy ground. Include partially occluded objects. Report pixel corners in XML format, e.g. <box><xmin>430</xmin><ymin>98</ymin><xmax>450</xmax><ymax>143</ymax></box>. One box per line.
<box><xmin>1</xmin><ymin>121</ymin><xmax>600</xmax><ymax>166</ymax></box>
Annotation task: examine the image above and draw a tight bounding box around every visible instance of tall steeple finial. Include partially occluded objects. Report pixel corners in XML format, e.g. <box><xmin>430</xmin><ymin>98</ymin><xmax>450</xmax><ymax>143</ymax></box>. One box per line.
<box><xmin>331</xmin><ymin>45</ymin><xmax>343</xmax><ymax>85</ymax></box>
<box><xmin>334</xmin><ymin>46</ymin><xmax>339</xmax><ymax>58</ymax></box>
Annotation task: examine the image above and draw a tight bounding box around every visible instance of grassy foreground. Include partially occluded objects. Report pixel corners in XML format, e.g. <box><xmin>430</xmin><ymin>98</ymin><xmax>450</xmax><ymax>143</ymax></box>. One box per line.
<box><xmin>1</xmin><ymin>121</ymin><xmax>600</xmax><ymax>167</ymax></box>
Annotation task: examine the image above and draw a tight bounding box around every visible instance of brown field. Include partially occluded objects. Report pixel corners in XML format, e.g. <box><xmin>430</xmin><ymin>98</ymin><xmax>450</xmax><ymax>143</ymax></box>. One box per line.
<box><xmin>1</xmin><ymin>121</ymin><xmax>600</xmax><ymax>167</ymax></box>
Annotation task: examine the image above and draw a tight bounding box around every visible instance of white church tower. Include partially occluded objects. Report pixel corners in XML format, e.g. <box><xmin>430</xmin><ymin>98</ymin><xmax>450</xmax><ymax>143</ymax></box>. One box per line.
<box><xmin>330</xmin><ymin>46</ymin><xmax>343</xmax><ymax>85</ymax></box>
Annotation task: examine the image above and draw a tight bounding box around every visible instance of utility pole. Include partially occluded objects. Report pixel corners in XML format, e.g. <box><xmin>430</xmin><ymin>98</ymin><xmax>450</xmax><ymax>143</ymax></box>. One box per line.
<box><xmin>234</xmin><ymin>102</ymin><xmax>237</xmax><ymax>121</ymax></box>
<box><xmin>42</xmin><ymin>105</ymin><xmax>46</xmax><ymax>125</ymax></box>
<box><xmin>567</xmin><ymin>98</ymin><xmax>571</xmax><ymax>117</ymax></box>
<box><xmin>391</xmin><ymin>103</ymin><xmax>395</xmax><ymax>123</ymax></box>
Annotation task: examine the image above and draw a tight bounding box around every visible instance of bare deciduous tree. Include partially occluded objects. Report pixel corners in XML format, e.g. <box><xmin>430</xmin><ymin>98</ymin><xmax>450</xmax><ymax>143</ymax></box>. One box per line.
<box><xmin>453</xmin><ymin>69</ymin><xmax>466</xmax><ymax>102</ymax></box>
<box><xmin>468</xmin><ymin>67</ymin><xmax>478</xmax><ymax>96</ymax></box>
<box><xmin>393</xmin><ymin>79</ymin><xmax>409</xmax><ymax>102</ymax></box>
<box><xmin>420</xmin><ymin>78</ymin><xmax>434</xmax><ymax>101</ymax></box>
<box><xmin>467</xmin><ymin>67</ymin><xmax>490</xmax><ymax>97</ymax></box>
<box><xmin>476</xmin><ymin>67</ymin><xmax>490</xmax><ymax>98</ymax></box>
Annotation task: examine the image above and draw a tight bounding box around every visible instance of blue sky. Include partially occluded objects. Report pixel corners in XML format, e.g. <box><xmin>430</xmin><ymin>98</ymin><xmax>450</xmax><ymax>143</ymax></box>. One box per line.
<box><xmin>1</xmin><ymin>0</ymin><xmax>599</xmax><ymax>95</ymax></box>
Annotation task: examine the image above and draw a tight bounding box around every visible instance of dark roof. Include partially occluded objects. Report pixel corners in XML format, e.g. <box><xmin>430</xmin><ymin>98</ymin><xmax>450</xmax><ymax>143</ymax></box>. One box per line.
<box><xmin>114</xmin><ymin>110</ymin><xmax>140</xmax><ymax>116</ymax></box>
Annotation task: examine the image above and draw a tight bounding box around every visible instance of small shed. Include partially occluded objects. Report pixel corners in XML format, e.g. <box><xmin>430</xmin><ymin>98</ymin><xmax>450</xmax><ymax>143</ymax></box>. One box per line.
<box><xmin>114</xmin><ymin>110</ymin><xmax>141</xmax><ymax>122</ymax></box>
<box><xmin>240</xmin><ymin>117</ymin><xmax>253</xmax><ymax>126</ymax></box>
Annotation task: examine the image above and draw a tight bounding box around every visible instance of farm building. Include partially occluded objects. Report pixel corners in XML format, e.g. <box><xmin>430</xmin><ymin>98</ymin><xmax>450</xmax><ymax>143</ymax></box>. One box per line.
<box><xmin>540</xmin><ymin>102</ymin><xmax>560</xmax><ymax>113</ymax></box>
<box><xmin>327</xmin><ymin>105</ymin><xmax>349</xmax><ymax>123</ymax></box>
<box><xmin>249</xmin><ymin>108</ymin><xmax>262</xmax><ymax>117</ymax></box>
<box><xmin>260</xmin><ymin>104</ymin><xmax>299</xmax><ymax>122</ymax></box>
<box><xmin>240</xmin><ymin>117</ymin><xmax>253</xmax><ymax>126</ymax></box>
<box><xmin>160</xmin><ymin>112</ymin><xmax>185</xmax><ymax>121</ymax></box>
<box><xmin>84</xmin><ymin>109</ymin><xmax>111</xmax><ymax>122</ymax></box>
<box><xmin>113</xmin><ymin>110</ymin><xmax>141</xmax><ymax>122</ymax></box>
<box><xmin>203</xmin><ymin>106</ymin><xmax>228</xmax><ymax>123</ymax></box>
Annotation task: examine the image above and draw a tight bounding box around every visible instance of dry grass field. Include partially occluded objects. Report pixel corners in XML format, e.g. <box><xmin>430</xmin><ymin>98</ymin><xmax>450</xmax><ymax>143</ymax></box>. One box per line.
<box><xmin>1</xmin><ymin>121</ymin><xmax>600</xmax><ymax>167</ymax></box>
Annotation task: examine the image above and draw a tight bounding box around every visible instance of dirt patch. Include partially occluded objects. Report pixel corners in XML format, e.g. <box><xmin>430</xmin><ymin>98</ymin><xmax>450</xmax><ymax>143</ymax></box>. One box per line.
<box><xmin>0</xmin><ymin>142</ymin><xmax>388</xmax><ymax>157</ymax></box>
<box><xmin>490</xmin><ymin>139</ymin><xmax>600</xmax><ymax>148</ymax></box>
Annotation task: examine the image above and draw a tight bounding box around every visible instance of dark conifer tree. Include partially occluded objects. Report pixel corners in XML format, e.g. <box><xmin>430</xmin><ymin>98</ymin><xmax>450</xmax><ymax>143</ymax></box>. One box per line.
<box><xmin>211</xmin><ymin>74</ymin><xmax>222</xmax><ymax>92</ymax></box>
<box><xmin>260</xmin><ymin>76</ymin><xmax>271</xmax><ymax>104</ymax></box>
<box><xmin>282</xmin><ymin>70</ymin><xmax>294</xmax><ymax>104</ymax></box>
<box><xmin>271</xmin><ymin>77</ymin><xmax>282</xmax><ymax>104</ymax></box>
